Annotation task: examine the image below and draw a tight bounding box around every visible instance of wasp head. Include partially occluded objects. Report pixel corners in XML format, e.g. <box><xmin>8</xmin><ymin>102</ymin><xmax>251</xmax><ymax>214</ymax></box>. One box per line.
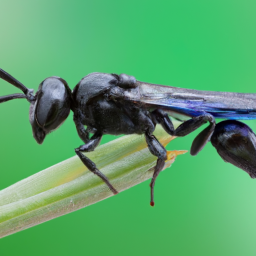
<box><xmin>29</xmin><ymin>77</ymin><xmax>72</xmax><ymax>144</ymax></box>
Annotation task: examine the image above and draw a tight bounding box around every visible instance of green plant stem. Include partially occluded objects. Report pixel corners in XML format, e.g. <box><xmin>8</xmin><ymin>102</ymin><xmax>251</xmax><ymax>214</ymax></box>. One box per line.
<box><xmin>0</xmin><ymin>125</ymin><xmax>185</xmax><ymax>239</ymax></box>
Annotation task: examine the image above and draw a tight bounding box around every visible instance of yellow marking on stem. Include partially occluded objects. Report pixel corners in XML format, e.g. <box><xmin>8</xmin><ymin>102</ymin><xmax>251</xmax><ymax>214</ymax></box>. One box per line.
<box><xmin>167</xmin><ymin>150</ymin><xmax>188</xmax><ymax>160</ymax></box>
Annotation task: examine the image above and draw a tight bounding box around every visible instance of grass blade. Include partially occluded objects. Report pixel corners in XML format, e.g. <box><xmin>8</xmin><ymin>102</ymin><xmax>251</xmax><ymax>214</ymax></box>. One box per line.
<box><xmin>0</xmin><ymin>125</ymin><xmax>186</xmax><ymax>238</ymax></box>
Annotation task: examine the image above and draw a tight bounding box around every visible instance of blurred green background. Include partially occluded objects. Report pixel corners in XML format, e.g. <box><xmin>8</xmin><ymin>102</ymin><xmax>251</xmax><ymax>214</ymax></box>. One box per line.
<box><xmin>1</xmin><ymin>0</ymin><xmax>256</xmax><ymax>255</ymax></box>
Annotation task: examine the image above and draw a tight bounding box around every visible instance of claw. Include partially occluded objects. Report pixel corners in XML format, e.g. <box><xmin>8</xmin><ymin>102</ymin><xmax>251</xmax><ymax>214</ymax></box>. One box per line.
<box><xmin>211</xmin><ymin>120</ymin><xmax>256</xmax><ymax>178</ymax></box>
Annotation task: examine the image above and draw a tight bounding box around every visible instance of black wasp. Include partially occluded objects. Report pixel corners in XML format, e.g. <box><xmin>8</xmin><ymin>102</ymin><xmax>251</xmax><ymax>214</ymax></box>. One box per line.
<box><xmin>1</xmin><ymin>68</ymin><xmax>256</xmax><ymax>206</ymax></box>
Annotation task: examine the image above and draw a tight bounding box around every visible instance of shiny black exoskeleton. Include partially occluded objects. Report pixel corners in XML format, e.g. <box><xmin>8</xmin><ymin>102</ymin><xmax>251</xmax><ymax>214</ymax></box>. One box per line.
<box><xmin>211</xmin><ymin>120</ymin><xmax>256</xmax><ymax>178</ymax></box>
<box><xmin>71</xmin><ymin>73</ymin><xmax>169</xmax><ymax>204</ymax></box>
<box><xmin>1</xmin><ymin>68</ymin><xmax>256</xmax><ymax>206</ymax></box>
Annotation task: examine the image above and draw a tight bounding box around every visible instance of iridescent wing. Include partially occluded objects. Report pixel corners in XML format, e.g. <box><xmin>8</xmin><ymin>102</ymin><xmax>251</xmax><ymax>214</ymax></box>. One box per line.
<box><xmin>134</xmin><ymin>81</ymin><xmax>256</xmax><ymax>121</ymax></box>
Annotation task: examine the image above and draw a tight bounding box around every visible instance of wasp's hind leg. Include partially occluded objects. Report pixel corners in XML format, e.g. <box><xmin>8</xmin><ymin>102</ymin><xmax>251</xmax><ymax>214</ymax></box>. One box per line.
<box><xmin>145</xmin><ymin>131</ymin><xmax>167</xmax><ymax>206</ymax></box>
<box><xmin>174</xmin><ymin>113</ymin><xmax>216</xmax><ymax>156</ymax></box>
<box><xmin>151</xmin><ymin>110</ymin><xmax>216</xmax><ymax>156</ymax></box>
<box><xmin>74</xmin><ymin>115</ymin><xmax>118</xmax><ymax>194</ymax></box>
<box><xmin>211</xmin><ymin>120</ymin><xmax>256</xmax><ymax>179</ymax></box>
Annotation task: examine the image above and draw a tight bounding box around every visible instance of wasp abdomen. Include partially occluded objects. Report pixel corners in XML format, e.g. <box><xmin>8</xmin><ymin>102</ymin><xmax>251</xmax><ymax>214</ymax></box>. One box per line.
<box><xmin>211</xmin><ymin>120</ymin><xmax>256</xmax><ymax>178</ymax></box>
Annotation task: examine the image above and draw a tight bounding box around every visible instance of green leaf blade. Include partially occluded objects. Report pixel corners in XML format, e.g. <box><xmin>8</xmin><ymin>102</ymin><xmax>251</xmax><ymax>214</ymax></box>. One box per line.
<box><xmin>0</xmin><ymin>125</ymin><xmax>185</xmax><ymax>238</ymax></box>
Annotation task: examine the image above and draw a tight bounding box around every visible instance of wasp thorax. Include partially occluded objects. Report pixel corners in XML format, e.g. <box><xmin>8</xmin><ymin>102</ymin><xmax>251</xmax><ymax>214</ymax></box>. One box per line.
<box><xmin>29</xmin><ymin>77</ymin><xmax>71</xmax><ymax>144</ymax></box>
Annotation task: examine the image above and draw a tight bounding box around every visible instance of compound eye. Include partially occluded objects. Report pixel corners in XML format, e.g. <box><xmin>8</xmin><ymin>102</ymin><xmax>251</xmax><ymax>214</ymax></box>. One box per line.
<box><xmin>44</xmin><ymin>101</ymin><xmax>60</xmax><ymax>128</ymax></box>
<box><xmin>35</xmin><ymin>77</ymin><xmax>71</xmax><ymax>132</ymax></box>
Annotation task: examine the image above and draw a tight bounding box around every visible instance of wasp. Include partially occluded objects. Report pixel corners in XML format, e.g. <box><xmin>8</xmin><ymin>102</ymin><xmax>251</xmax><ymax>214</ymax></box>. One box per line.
<box><xmin>1</xmin><ymin>68</ymin><xmax>256</xmax><ymax>206</ymax></box>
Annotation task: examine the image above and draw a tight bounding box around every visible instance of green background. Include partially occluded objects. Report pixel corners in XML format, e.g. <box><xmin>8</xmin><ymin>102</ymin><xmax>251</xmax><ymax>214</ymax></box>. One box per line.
<box><xmin>1</xmin><ymin>0</ymin><xmax>256</xmax><ymax>255</ymax></box>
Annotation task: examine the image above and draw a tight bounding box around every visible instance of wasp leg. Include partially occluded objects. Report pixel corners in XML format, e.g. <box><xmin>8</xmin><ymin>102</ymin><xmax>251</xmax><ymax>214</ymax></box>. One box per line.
<box><xmin>211</xmin><ymin>120</ymin><xmax>256</xmax><ymax>179</ymax></box>
<box><xmin>74</xmin><ymin>114</ymin><xmax>118</xmax><ymax>194</ymax></box>
<box><xmin>145</xmin><ymin>131</ymin><xmax>167</xmax><ymax>206</ymax></box>
<box><xmin>75</xmin><ymin>131</ymin><xmax>118</xmax><ymax>195</ymax></box>
<box><xmin>174</xmin><ymin>113</ymin><xmax>216</xmax><ymax>156</ymax></box>
<box><xmin>74</xmin><ymin>114</ymin><xmax>90</xmax><ymax>143</ymax></box>
<box><xmin>151</xmin><ymin>109</ymin><xmax>175</xmax><ymax>135</ymax></box>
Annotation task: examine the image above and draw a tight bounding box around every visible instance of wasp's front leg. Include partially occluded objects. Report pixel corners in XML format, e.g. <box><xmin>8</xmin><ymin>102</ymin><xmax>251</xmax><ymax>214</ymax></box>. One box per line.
<box><xmin>74</xmin><ymin>114</ymin><xmax>118</xmax><ymax>194</ymax></box>
<box><xmin>211</xmin><ymin>120</ymin><xmax>256</xmax><ymax>179</ymax></box>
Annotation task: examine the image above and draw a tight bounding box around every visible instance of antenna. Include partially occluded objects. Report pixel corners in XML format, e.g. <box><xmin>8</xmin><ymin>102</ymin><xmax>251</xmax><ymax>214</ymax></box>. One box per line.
<box><xmin>0</xmin><ymin>68</ymin><xmax>35</xmax><ymax>103</ymax></box>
